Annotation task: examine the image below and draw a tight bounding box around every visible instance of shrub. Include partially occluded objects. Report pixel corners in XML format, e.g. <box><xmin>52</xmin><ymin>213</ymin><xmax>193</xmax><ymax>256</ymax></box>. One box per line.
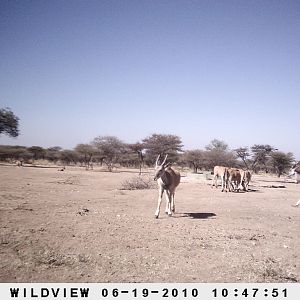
<box><xmin>120</xmin><ymin>175</ymin><xmax>156</xmax><ymax>190</ymax></box>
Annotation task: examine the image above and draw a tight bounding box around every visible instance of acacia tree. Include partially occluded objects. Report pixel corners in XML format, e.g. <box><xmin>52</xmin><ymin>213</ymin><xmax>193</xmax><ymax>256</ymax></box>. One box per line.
<box><xmin>0</xmin><ymin>145</ymin><xmax>30</xmax><ymax>162</ymax></box>
<box><xmin>270</xmin><ymin>151</ymin><xmax>294</xmax><ymax>177</ymax></box>
<box><xmin>206</xmin><ymin>149</ymin><xmax>238</xmax><ymax>169</ymax></box>
<box><xmin>205</xmin><ymin>139</ymin><xmax>238</xmax><ymax>169</ymax></box>
<box><xmin>27</xmin><ymin>146</ymin><xmax>46</xmax><ymax>161</ymax></box>
<box><xmin>234</xmin><ymin>147</ymin><xmax>251</xmax><ymax>169</ymax></box>
<box><xmin>60</xmin><ymin>150</ymin><xmax>79</xmax><ymax>165</ymax></box>
<box><xmin>0</xmin><ymin>108</ymin><xmax>19</xmax><ymax>137</ymax></box>
<box><xmin>205</xmin><ymin>139</ymin><xmax>228</xmax><ymax>151</ymax></box>
<box><xmin>142</xmin><ymin>133</ymin><xmax>183</xmax><ymax>164</ymax></box>
<box><xmin>128</xmin><ymin>142</ymin><xmax>145</xmax><ymax>175</ymax></box>
<box><xmin>251</xmin><ymin>144</ymin><xmax>276</xmax><ymax>173</ymax></box>
<box><xmin>75</xmin><ymin>143</ymin><xmax>96</xmax><ymax>170</ymax></box>
<box><xmin>182</xmin><ymin>150</ymin><xmax>206</xmax><ymax>173</ymax></box>
<box><xmin>45</xmin><ymin>147</ymin><xmax>62</xmax><ymax>163</ymax></box>
<box><xmin>92</xmin><ymin>136</ymin><xmax>126</xmax><ymax>171</ymax></box>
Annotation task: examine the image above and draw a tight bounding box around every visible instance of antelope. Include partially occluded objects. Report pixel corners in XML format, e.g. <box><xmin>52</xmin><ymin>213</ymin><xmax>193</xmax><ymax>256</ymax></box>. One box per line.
<box><xmin>228</xmin><ymin>168</ymin><xmax>242</xmax><ymax>192</ymax></box>
<box><xmin>212</xmin><ymin>166</ymin><xmax>229</xmax><ymax>192</ymax></box>
<box><xmin>239</xmin><ymin>169</ymin><xmax>252</xmax><ymax>191</ymax></box>
<box><xmin>16</xmin><ymin>160</ymin><xmax>23</xmax><ymax>167</ymax></box>
<box><xmin>154</xmin><ymin>154</ymin><xmax>180</xmax><ymax>218</ymax></box>
<box><xmin>289</xmin><ymin>164</ymin><xmax>300</xmax><ymax>184</ymax></box>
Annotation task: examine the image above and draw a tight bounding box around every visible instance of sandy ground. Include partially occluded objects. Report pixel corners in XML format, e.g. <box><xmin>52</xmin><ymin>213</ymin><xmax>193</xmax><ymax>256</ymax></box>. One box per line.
<box><xmin>0</xmin><ymin>164</ymin><xmax>299</xmax><ymax>283</ymax></box>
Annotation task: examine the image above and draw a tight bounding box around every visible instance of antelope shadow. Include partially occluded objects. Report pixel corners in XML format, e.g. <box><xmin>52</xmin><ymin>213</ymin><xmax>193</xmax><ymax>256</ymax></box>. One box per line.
<box><xmin>246</xmin><ymin>188</ymin><xmax>261</xmax><ymax>192</ymax></box>
<box><xmin>229</xmin><ymin>188</ymin><xmax>260</xmax><ymax>193</ymax></box>
<box><xmin>180</xmin><ymin>212</ymin><xmax>217</xmax><ymax>219</ymax></box>
<box><xmin>256</xmin><ymin>179</ymin><xmax>289</xmax><ymax>184</ymax></box>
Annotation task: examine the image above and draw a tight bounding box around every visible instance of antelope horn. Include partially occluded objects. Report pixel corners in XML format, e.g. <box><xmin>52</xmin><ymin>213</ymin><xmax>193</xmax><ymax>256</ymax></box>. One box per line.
<box><xmin>155</xmin><ymin>154</ymin><xmax>161</xmax><ymax>166</ymax></box>
<box><xmin>161</xmin><ymin>154</ymin><xmax>168</xmax><ymax>166</ymax></box>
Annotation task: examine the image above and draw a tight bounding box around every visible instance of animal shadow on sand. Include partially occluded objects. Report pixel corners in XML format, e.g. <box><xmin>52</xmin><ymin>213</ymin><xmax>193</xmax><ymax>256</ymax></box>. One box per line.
<box><xmin>178</xmin><ymin>212</ymin><xmax>217</xmax><ymax>219</ymax></box>
<box><xmin>233</xmin><ymin>188</ymin><xmax>260</xmax><ymax>193</ymax></box>
<box><xmin>246</xmin><ymin>188</ymin><xmax>261</xmax><ymax>192</ymax></box>
<box><xmin>257</xmin><ymin>179</ymin><xmax>289</xmax><ymax>184</ymax></box>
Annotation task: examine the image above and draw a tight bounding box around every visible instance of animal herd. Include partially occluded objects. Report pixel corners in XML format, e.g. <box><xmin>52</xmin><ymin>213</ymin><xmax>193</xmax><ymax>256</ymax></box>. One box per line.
<box><xmin>153</xmin><ymin>155</ymin><xmax>299</xmax><ymax>219</ymax></box>
<box><xmin>212</xmin><ymin>166</ymin><xmax>251</xmax><ymax>193</ymax></box>
<box><xmin>13</xmin><ymin>154</ymin><xmax>299</xmax><ymax>219</ymax></box>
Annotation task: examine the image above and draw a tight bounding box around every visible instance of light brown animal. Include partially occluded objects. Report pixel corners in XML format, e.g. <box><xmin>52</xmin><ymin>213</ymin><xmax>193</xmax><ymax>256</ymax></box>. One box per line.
<box><xmin>154</xmin><ymin>154</ymin><xmax>180</xmax><ymax>218</ymax></box>
<box><xmin>212</xmin><ymin>166</ymin><xmax>229</xmax><ymax>192</ymax></box>
<box><xmin>239</xmin><ymin>169</ymin><xmax>251</xmax><ymax>191</ymax></box>
<box><xmin>228</xmin><ymin>168</ymin><xmax>242</xmax><ymax>192</ymax></box>
<box><xmin>16</xmin><ymin>160</ymin><xmax>23</xmax><ymax>167</ymax></box>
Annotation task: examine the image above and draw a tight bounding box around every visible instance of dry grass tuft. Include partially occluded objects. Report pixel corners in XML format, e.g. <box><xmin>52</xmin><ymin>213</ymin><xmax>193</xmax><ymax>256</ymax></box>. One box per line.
<box><xmin>120</xmin><ymin>175</ymin><xmax>156</xmax><ymax>190</ymax></box>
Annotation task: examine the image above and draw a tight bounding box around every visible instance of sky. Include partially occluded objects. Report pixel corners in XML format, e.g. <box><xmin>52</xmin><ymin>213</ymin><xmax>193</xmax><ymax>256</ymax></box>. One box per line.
<box><xmin>0</xmin><ymin>0</ymin><xmax>299</xmax><ymax>158</ymax></box>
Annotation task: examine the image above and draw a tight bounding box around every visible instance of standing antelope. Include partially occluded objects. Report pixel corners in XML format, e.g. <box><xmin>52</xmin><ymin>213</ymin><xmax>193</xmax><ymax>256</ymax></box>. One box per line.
<box><xmin>239</xmin><ymin>169</ymin><xmax>252</xmax><ymax>191</ymax></box>
<box><xmin>212</xmin><ymin>166</ymin><xmax>229</xmax><ymax>192</ymax></box>
<box><xmin>227</xmin><ymin>168</ymin><xmax>242</xmax><ymax>192</ymax></box>
<box><xmin>154</xmin><ymin>154</ymin><xmax>180</xmax><ymax>218</ymax></box>
<box><xmin>289</xmin><ymin>164</ymin><xmax>300</xmax><ymax>184</ymax></box>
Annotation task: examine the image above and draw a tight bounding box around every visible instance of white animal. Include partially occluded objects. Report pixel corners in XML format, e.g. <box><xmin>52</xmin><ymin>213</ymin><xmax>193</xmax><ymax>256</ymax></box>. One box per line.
<box><xmin>154</xmin><ymin>154</ymin><xmax>180</xmax><ymax>218</ymax></box>
<box><xmin>212</xmin><ymin>166</ymin><xmax>229</xmax><ymax>192</ymax></box>
<box><xmin>289</xmin><ymin>165</ymin><xmax>300</xmax><ymax>184</ymax></box>
<box><xmin>293</xmin><ymin>199</ymin><xmax>300</xmax><ymax>207</ymax></box>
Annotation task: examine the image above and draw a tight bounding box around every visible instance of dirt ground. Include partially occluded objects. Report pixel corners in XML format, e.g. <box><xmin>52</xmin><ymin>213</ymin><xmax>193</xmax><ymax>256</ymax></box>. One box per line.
<box><xmin>0</xmin><ymin>164</ymin><xmax>299</xmax><ymax>283</ymax></box>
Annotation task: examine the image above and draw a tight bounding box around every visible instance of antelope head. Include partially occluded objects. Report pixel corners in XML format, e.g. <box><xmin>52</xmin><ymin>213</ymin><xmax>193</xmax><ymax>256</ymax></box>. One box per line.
<box><xmin>154</xmin><ymin>154</ymin><xmax>169</xmax><ymax>181</ymax></box>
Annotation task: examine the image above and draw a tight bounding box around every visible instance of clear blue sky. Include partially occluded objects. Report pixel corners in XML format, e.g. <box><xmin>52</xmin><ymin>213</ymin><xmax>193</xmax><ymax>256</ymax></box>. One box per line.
<box><xmin>1</xmin><ymin>0</ymin><xmax>299</xmax><ymax>158</ymax></box>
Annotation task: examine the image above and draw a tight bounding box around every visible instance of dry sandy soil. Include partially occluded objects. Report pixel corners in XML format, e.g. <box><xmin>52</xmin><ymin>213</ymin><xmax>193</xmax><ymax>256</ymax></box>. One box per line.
<box><xmin>0</xmin><ymin>164</ymin><xmax>299</xmax><ymax>283</ymax></box>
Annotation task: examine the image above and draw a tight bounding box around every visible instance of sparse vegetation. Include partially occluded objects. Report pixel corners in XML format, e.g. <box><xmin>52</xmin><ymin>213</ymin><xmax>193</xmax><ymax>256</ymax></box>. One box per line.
<box><xmin>120</xmin><ymin>175</ymin><xmax>156</xmax><ymax>190</ymax></box>
<box><xmin>0</xmin><ymin>136</ymin><xmax>297</xmax><ymax>177</ymax></box>
<box><xmin>1</xmin><ymin>164</ymin><xmax>299</xmax><ymax>282</ymax></box>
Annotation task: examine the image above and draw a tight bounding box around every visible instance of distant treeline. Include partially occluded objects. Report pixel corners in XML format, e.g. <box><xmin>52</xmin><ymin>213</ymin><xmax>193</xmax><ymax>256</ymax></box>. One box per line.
<box><xmin>0</xmin><ymin>134</ymin><xmax>297</xmax><ymax>177</ymax></box>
